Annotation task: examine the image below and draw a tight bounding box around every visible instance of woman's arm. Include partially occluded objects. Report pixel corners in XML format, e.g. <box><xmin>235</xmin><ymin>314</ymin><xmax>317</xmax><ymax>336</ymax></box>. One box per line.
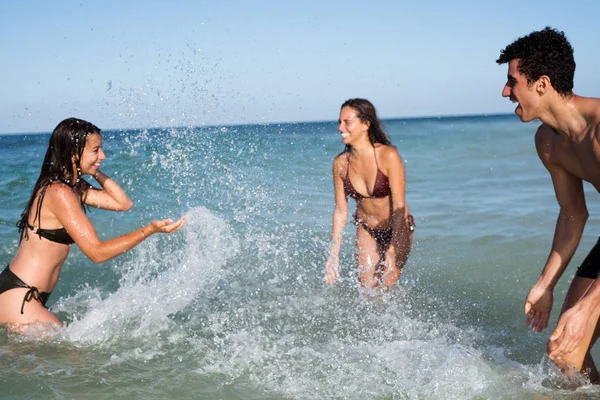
<box><xmin>382</xmin><ymin>146</ymin><xmax>410</xmax><ymax>265</ymax></box>
<box><xmin>325</xmin><ymin>156</ymin><xmax>349</xmax><ymax>285</ymax></box>
<box><xmin>82</xmin><ymin>170</ymin><xmax>133</xmax><ymax>211</ymax></box>
<box><xmin>48</xmin><ymin>183</ymin><xmax>183</xmax><ymax>264</ymax></box>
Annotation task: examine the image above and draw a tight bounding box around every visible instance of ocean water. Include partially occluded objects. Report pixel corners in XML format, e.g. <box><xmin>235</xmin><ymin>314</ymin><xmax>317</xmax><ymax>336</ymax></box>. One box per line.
<box><xmin>1</xmin><ymin>115</ymin><xmax>600</xmax><ymax>399</ymax></box>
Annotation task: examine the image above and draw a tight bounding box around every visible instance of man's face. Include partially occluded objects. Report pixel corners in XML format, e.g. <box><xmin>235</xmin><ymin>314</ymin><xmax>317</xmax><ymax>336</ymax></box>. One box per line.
<box><xmin>502</xmin><ymin>59</ymin><xmax>539</xmax><ymax>122</ymax></box>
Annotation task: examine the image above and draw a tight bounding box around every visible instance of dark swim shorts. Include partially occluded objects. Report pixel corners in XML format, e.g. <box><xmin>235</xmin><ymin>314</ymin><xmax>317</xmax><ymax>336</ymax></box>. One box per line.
<box><xmin>576</xmin><ymin>237</ymin><xmax>600</xmax><ymax>279</ymax></box>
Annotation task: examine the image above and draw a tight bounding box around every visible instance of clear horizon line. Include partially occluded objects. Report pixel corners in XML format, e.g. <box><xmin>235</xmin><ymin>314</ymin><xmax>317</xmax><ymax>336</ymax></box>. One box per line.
<box><xmin>0</xmin><ymin>112</ymin><xmax>515</xmax><ymax>136</ymax></box>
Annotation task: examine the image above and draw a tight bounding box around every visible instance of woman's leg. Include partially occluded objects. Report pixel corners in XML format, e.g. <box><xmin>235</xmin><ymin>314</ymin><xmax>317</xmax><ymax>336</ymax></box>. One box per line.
<box><xmin>379</xmin><ymin>260</ymin><xmax>401</xmax><ymax>287</ymax></box>
<box><xmin>381</xmin><ymin>216</ymin><xmax>414</xmax><ymax>287</ymax></box>
<box><xmin>0</xmin><ymin>288</ymin><xmax>62</xmax><ymax>328</ymax></box>
<box><xmin>355</xmin><ymin>225</ymin><xmax>383</xmax><ymax>289</ymax></box>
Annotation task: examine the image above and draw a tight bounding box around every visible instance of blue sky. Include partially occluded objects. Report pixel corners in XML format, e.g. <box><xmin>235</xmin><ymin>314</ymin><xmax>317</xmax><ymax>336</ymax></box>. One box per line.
<box><xmin>1</xmin><ymin>0</ymin><xmax>599</xmax><ymax>134</ymax></box>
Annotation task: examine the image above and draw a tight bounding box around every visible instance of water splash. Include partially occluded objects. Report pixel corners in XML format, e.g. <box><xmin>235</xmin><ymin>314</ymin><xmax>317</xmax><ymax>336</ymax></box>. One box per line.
<box><xmin>60</xmin><ymin>206</ymin><xmax>238</xmax><ymax>344</ymax></box>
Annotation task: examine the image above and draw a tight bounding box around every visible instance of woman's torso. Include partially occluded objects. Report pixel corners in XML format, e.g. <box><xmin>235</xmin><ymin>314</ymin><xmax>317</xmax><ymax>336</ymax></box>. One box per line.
<box><xmin>341</xmin><ymin>145</ymin><xmax>395</xmax><ymax>230</ymax></box>
<box><xmin>9</xmin><ymin>182</ymin><xmax>77</xmax><ymax>292</ymax></box>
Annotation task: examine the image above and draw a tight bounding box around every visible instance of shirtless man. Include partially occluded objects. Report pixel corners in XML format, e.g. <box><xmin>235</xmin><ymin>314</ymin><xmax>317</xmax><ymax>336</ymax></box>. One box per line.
<box><xmin>497</xmin><ymin>27</ymin><xmax>600</xmax><ymax>382</ymax></box>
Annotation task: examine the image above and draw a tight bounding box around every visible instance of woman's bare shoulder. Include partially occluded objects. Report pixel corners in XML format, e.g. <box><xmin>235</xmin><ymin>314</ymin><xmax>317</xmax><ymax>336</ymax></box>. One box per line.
<box><xmin>333</xmin><ymin>152</ymin><xmax>349</xmax><ymax>165</ymax></box>
<box><xmin>376</xmin><ymin>144</ymin><xmax>402</xmax><ymax>163</ymax></box>
<box><xmin>44</xmin><ymin>181</ymin><xmax>79</xmax><ymax>203</ymax></box>
<box><xmin>332</xmin><ymin>152</ymin><xmax>349</xmax><ymax>175</ymax></box>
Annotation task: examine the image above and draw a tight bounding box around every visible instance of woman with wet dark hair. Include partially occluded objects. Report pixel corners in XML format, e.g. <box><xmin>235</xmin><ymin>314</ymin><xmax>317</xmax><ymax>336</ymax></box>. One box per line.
<box><xmin>0</xmin><ymin>117</ymin><xmax>184</xmax><ymax>331</ymax></box>
<box><xmin>325</xmin><ymin>99</ymin><xmax>414</xmax><ymax>289</ymax></box>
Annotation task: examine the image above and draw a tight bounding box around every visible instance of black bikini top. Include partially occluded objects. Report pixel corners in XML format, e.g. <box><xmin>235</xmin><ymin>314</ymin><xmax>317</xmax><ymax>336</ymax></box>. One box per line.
<box><xmin>27</xmin><ymin>224</ymin><xmax>74</xmax><ymax>245</ymax></box>
<box><xmin>24</xmin><ymin>176</ymin><xmax>88</xmax><ymax>245</ymax></box>
<box><xmin>22</xmin><ymin>176</ymin><xmax>89</xmax><ymax>245</ymax></box>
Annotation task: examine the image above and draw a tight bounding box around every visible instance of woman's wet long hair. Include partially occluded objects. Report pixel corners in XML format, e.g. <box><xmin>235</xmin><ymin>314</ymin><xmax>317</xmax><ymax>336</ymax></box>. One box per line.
<box><xmin>17</xmin><ymin>118</ymin><xmax>100</xmax><ymax>241</ymax></box>
<box><xmin>341</xmin><ymin>98</ymin><xmax>392</xmax><ymax>152</ymax></box>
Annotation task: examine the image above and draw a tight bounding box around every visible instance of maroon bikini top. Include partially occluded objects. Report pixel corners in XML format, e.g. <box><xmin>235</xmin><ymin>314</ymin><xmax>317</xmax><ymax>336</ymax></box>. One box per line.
<box><xmin>343</xmin><ymin>147</ymin><xmax>391</xmax><ymax>200</ymax></box>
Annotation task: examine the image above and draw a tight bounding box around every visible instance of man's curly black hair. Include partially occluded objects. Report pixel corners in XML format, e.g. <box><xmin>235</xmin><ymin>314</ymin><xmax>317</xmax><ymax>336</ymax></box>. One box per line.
<box><xmin>497</xmin><ymin>27</ymin><xmax>575</xmax><ymax>96</ymax></box>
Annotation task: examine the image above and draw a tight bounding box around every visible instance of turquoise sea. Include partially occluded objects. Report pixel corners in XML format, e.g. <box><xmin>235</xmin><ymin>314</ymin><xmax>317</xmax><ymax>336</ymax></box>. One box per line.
<box><xmin>2</xmin><ymin>115</ymin><xmax>600</xmax><ymax>399</ymax></box>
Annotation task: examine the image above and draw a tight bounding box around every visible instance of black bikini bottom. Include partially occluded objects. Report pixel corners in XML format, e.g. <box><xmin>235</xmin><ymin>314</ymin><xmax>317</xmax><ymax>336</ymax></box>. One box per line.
<box><xmin>0</xmin><ymin>265</ymin><xmax>51</xmax><ymax>314</ymax></box>
<box><xmin>576</xmin><ymin>237</ymin><xmax>600</xmax><ymax>279</ymax></box>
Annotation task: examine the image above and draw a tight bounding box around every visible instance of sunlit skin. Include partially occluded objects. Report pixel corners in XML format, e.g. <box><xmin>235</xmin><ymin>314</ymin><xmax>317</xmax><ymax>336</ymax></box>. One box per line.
<box><xmin>503</xmin><ymin>59</ymin><xmax>600</xmax><ymax>382</ymax></box>
<box><xmin>0</xmin><ymin>131</ymin><xmax>185</xmax><ymax>331</ymax></box>
<box><xmin>325</xmin><ymin>106</ymin><xmax>412</xmax><ymax>289</ymax></box>
<box><xmin>501</xmin><ymin>59</ymin><xmax>544</xmax><ymax>123</ymax></box>
<box><xmin>78</xmin><ymin>133</ymin><xmax>106</xmax><ymax>176</ymax></box>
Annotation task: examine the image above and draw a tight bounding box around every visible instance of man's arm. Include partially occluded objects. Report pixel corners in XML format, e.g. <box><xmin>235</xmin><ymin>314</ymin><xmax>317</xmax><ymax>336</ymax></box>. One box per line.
<box><xmin>525</xmin><ymin>126</ymin><xmax>588</xmax><ymax>331</ymax></box>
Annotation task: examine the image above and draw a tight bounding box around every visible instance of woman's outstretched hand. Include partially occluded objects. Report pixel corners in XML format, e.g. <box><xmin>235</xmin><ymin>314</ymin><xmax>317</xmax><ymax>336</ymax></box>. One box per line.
<box><xmin>152</xmin><ymin>216</ymin><xmax>186</xmax><ymax>234</ymax></box>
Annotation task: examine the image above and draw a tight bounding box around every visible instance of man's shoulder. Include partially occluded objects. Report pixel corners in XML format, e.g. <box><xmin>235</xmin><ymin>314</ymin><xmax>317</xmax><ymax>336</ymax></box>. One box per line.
<box><xmin>534</xmin><ymin>123</ymin><xmax>557</xmax><ymax>143</ymax></box>
<box><xmin>534</xmin><ymin>123</ymin><xmax>558</xmax><ymax>164</ymax></box>
<box><xmin>578</xmin><ymin>95</ymin><xmax>600</xmax><ymax>110</ymax></box>
<box><xmin>580</xmin><ymin>96</ymin><xmax>600</xmax><ymax>126</ymax></box>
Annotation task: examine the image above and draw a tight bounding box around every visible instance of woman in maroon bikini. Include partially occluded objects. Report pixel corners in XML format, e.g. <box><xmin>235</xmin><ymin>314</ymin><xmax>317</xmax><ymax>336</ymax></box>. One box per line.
<box><xmin>0</xmin><ymin>118</ymin><xmax>185</xmax><ymax>332</ymax></box>
<box><xmin>325</xmin><ymin>99</ymin><xmax>414</xmax><ymax>289</ymax></box>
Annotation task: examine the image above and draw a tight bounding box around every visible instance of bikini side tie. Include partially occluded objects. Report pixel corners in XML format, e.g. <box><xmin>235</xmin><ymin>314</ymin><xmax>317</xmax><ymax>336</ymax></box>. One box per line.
<box><xmin>21</xmin><ymin>286</ymin><xmax>49</xmax><ymax>314</ymax></box>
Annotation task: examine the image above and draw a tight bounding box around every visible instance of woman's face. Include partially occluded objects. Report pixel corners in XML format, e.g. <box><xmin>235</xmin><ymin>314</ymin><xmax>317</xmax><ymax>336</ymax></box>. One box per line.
<box><xmin>338</xmin><ymin>106</ymin><xmax>369</xmax><ymax>145</ymax></box>
<box><xmin>77</xmin><ymin>132</ymin><xmax>106</xmax><ymax>175</ymax></box>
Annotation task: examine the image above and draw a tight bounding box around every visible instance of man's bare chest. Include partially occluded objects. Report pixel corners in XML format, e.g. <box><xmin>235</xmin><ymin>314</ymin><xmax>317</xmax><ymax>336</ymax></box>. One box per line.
<box><xmin>551</xmin><ymin>137</ymin><xmax>600</xmax><ymax>188</ymax></box>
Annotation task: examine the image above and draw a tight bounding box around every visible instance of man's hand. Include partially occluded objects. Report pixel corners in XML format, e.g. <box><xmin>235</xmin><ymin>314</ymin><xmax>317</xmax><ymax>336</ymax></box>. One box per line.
<box><xmin>549</xmin><ymin>304</ymin><xmax>590</xmax><ymax>360</ymax></box>
<box><xmin>525</xmin><ymin>284</ymin><xmax>553</xmax><ymax>332</ymax></box>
